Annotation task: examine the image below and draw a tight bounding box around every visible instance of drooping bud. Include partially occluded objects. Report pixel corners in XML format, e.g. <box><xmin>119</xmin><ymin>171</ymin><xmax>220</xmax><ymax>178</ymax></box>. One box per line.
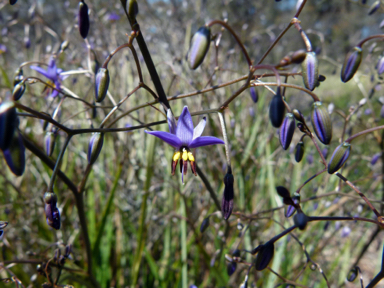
<box><xmin>95</xmin><ymin>68</ymin><xmax>110</xmax><ymax>103</ymax></box>
<box><xmin>64</xmin><ymin>244</ymin><xmax>72</xmax><ymax>258</ymax></box>
<box><xmin>44</xmin><ymin>132</ymin><xmax>56</xmax><ymax>157</ymax></box>
<box><xmin>311</xmin><ymin>101</ymin><xmax>332</xmax><ymax>145</ymax></box>
<box><xmin>254</xmin><ymin>241</ymin><xmax>275</xmax><ymax>271</ymax></box>
<box><xmin>377</xmin><ymin>57</ymin><xmax>384</xmax><ymax>75</ymax></box>
<box><xmin>44</xmin><ymin>192</ymin><xmax>60</xmax><ymax>230</ymax></box>
<box><xmin>221</xmin><ymin>172</ymin><xmax>234</xmax><ymax>220</ymax></box>
<box><xmin>295</xmin><ymin>141</ymin><xmax>305</xmax><ymax>163</ymax></box>
<box><xmin>2</xmin><ymin>131</ymin><xmax>25</xmax><ymax>176</ymax></box>
<box><xmin>276</xmin><ymin>186</ymin><xmax>295</xmax><ymax>206</ymax></box>
<box><xmin>293</xmin><ymin>212</ymin><xmax>309</xmax><ymax>230</ymax></box>
<box><xmin>279</xmin><ymin>113</ymin><xmax>295</xmax><ymax>150</ymax></box>
<box><xmin>368</xmin><ymin>1</ymin><xmax>380</xmax><ymax>15</ymax></box>
<box><xmin>341</xmin><ymin>47</ymin><xmax>362</xmax><ymax>83</ymax></box>
<box><xmin>302</xmin><ymin>52</ymin><xmax>319</xmax><ymax>91</ymax></box>
<box><xmin>328</xmin><ymin>142</ymin><xmax>351</xmax><ymax>174</ymax></box>
<box><xmin>13</xmin><ymin>68</ymin><xmax>23</xmax><ymax>87</ymax></box>
<box><xmin>347</xmin><ymin>267</ymin><xmax>358</xmax><ymax>282</ymax></box>
<box><xmin>60</xmin><ymin>40</ymin><xmax>70</xmax><ymax>53</ymax></box>
<box><xmin>227</xmin><ymin>262</ymin><xmax>237</xmax><ymax>276</ymax></box>
<box><xmin>12</xmin><ymin>82</ymin><xmax>25</xmax><ymax>101</ymax></box>
<box><xmin>250</xmin><ymin>87</ymin><xmax>258</xmax><ymax>103</ymax></box>
<box><xmin>126</xmin><ymin>0</ymin><xmax>139</xmax><ymax>21</ymax></box>
<box><xmin>286</xmin><ymin>193</ymin><xmax>300</xmax><ymax>218</ymax></box>
<box><xmin>9</xmin><ymin>0</ymin><xmax>17</xmax><ymax>5</ymax></box>
<box><xmin>87</xmin><ymin>132</ymin><xmax>104</xmax><ymax>165</ymax></box>
<box><xmin>0</xmin><ymin>101</ymin><xmax>17</xmax><ymax>151</ymax></box>
<box><xmin>291</xmin><ymin>49</ymin><xmax>306</xmax><ymax>64</ymax></box>
<box><xmin>269</xmin><ymin>91</ymin><xmax>285</xmax><ymax>128</ymax></box>
<box><xmin>188</xmin><ymin>26</ymin><xmax>211</xmax><ymax>70</ymax></box>
<box><xmin>292</xmin><ymin>109</ymin><xmax>305</xmax><ymax>123</ymax></box>
<box><xmin>78</xmin><ymin>1</ymin><xmax>90</xmax><ymax>39</ymax></box>
<box><xmin>200</xmin><ymin>217</ymin><xmax>210</xmax><ymax>233</ymax></box>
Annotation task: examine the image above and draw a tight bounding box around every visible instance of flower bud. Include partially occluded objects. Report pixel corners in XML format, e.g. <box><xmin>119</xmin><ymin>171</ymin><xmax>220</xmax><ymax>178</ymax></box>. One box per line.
<box><xmin>126</xmin><ymin>0</ymin><xmax>139</xmax><ymax>21</ymax></box>
<box><xmin>311</xmin><ymin>101</ymin><xmax>332</xmax><ymax>145</ymax></box>
<box><xmin>293</xmin><ymin>212</ymin><xmax>309</xmax><ymax>230</ymax></box>
<box><xmin>302</xmin><ymin>52</ymin><xmax>319</xmax><ymax>91</ymax></box>
<box><xmin>221</xmin><ymin>172</ymin><xmax>234</xmax><ymax>220</ymax></box>
<box><xmin>341</xmin><ymin>47</ymin><xmax>362</xmax><ymax>83</ymax></box>
<box><xmin>227</xmin><ymin>262</ymin><xmax>237</xmax><ymax>276</ymax></box>
<box><xmin>286</xmin><ymin>193</ymin><xmax>300</xmax><ymax>218</ymax></box>
<box><xmin>269</xmin><ymin>93</ymin><xmax>285</xmax><ymax>128</ymax></box>
<box><xmin>377</xmin><ymin>57</ymin><xmax>384</xmax><ymax>75</ymax></box>
<box><xmin>2</xmin><ymin>131</ymin><xmax>25</xmax><ymax>176</ymax></box>
<box><xmin>13</xmin><ymin>68</ymin><xmax>23</xmax><ymax>87</ymax></box>
<box><xmin>292</xmin><ymin>109</ymin><xmax>305</xmax><ymax>123</ymax></box>
<box><xmin>368</xmin><ymin>1</ymin><xmax>380</xmax><ymax>15</ymax></box>
<box><xmin>12</xmin><ymin>82</ymin><xmax>25</xmax><ymax>101</ymax></box>
<box><xmin>254</xmin><ymin>241</ymin><xmax>274</xmax><ymax>271</ymax></box>
<box><xmin>44</xmin><ymin>192</ymin><xmax>60</xmax><ymax>230</ymax></box>
<box><xmin>291</xmin><ymin>49</ymin><xmax>306</xmax><ymax>64</ymax></box>
<box><xmin>250</xmin><ymin>87</ymin><xmax>258</xmax><ymax>103</ymax></box>
<box><xmin>328</xmin><ymin>142</ymin><xmax>351</xmax><ymax>174</ymax></box>
<box><xmin>44</xmin><ymin>132</ymin><xmax>56</xmax><ymax>157</ymax></box>
<box><xmin>276</xmin><ymin>186</ymin><xmax>294</xmax><ymax>205</ymax></box>
<box><xmin>9</xmin><ymin>0</ymin><xmax>17</xmax><ymax>5</ymax></box>
<box><xmin>78</xmin><ymin>1</ymin><xmax>90</xmax><ymax>39</ymax></box>
<box><xmin>0</xmin><ymin>222</ymin><xmax>8</xmax><ymax>229</ymax></box>
<box><xmin>295</xmin><ymin>141</ymin><xmax>305</xmax><ymax>163</ymax></box>
<box><xmin>64</xmin><ymin>244</ymin><xmax>72</xmax><ymax>258</ymax></box>
<box><xmin>200</xmin><ymin>217</ymin><xmax>210</xmax><ymax>233</ymax></box>
<box><xmin>95</xmin><ymin>68</ymin><xmax>110</xmax><ymax>103</ymax></box>
<box><xmin>60</xmin><ymin>40</ymin><xmax>70</xmax><ymax>53</ymax></box>
<box><xmin>0</xmin><ymin>101</ymin><xmax>17</xmax><ymax>151</ymax></box>
<box><xmin>188</xmin><ymin>26</ymin><xmax>211</xmax><ymax>70</ymax></box>
<box><xmin>347</xmin><ymin>267</ymin><xmax>358</xmax><ymax>282</ymax></box>
<box><xmin>279</xmin><ymin>113</ymin><xmax>295</xmax><ymax>150</ymax></box>
<box><xmin>87</xmin><ymin>132</ymin><xmax>104</xmax><ymax>165</ymax></box>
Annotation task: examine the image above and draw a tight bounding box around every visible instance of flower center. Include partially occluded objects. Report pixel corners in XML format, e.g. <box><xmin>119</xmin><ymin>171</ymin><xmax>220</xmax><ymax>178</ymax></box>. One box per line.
<box><xmin>171</xmin><ymin>146</ymin><xmax>197</xmax><ymax>182</ymax></box>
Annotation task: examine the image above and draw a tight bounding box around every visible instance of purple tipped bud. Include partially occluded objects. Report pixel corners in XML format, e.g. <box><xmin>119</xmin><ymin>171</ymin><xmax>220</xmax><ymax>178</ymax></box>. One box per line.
<box><xmin>221</xmin><ymin>172</ymin><xmax>234</xmax><ymax>220</ymax></box>
<box><xmin>200</xmin><ymin>217</ymin><xmax>210</xmax><ymax>233</ymax></box>
<box><xmin>328</xmin><ymin>142</ymin><xmax>351</xmax><ymax>174</ymax></box>
<box><xmin>269</xmin><ymin>93</ymin><xmax>285</xmax><ymax>128</ymax></box>
<box><xmin>371</xmin><ymin>153</ymin><xmax>381</xmax><ymax>165</ymax></box>
<box><xmin>311</xmin><ymin>101</ymin><xmax>332</xmax><ymax>145</ymax></box>
<box><xmin>279</xmin><ymin>113</ymin><xmax>295</xmax><ymax>150</ymax></box>
<box><xmin>44</xmin><ymin>132</ymin><xmax>56</xmax><ymax>157</ymax></box>
<box><xmin>0</xmin><ymin>101</ymin><xmax>17</xmax><ymax>151</ymax></box>
<box><xmin>286</xmin><ymin>193</ymin><xmax>300</xmax><ymax>218</ymax></box>
<box><xmin>9</xmin><ymin>0</ymin><xmax>17</xmax><ymax>5</ymax></box>
<box><xmin>377</xmin><ymin>57</ymin><xmax>384</xmax><ymax>75</ymax></box>
<box><xmin>381</xmin><ymin>105</ymin><xmax>384</xmax><ymax>118</ymax></box>
<box><xmin>227</xmin><ymin>262</ymin><xmax>237</xmax><ymax>276</ymax></box>
<box><xmin>295</xmin><ymin>141</ymin><xmax>305</xmax><ymax>163</ymax></box>
<box><xmin>341</xmin><ymin>47</ymin><xmax>362</xmax><ymax>83</ymax></box>
<box><xmin>127</xmin><ymin>0</ymin><xmax>139</xmax><ymax>21</ymax></box>
<box><xmin>44</xmin><ymin>192</ymin><xmax>60</xmax><ymax>230</ymax></box>
<box><xmin>2</xmin><ymin>131</ymin><xmax>25</xmax><ymax>176</ymax></box>
<box><xmin>347</xmin><ymin>267</ymin><xmax>358</xmax><ymax>282</ymax></box>
<box><xmin>87</xmin><ymin>132</ymin><xmax>104</xmax><ymax>165</ymax></box>
<box><xmin>302</xmin><ymin>52</ymin><xmax>319</xmax><ymax>91</ymax></box>
<box><xmin>368</xmin><ymin>1</ymin><xmax>380</xmax><ymax>15</ymax></box>
<box><xmin>64</xmin><ymin>244</ymin><xmax>72</xmax><ymax>258</ymax></box>
<box><xmin>95</xmin><ymin>68</ymin><xmax>109</xmax><ymax>103</ymax></box>
<box><xmin>12</xmin><ymin>82</ymin><xmax>25</xmax><ymax>101</ymax></box>
<box><xmin>254</xmin><ymin>242</ymin><xmax>274</xmax><ymax>271</ymax></box>
<box><xmin>250</xmin><ymin>87</ymin><xmax>258</xmax><ymax>103</ymax></box>
<box><xmin>13</xmin><ymin>68</ymin><xmax>23</xmax><ymax>87</ymax></box>
<box><xmin>293</xmin><ymin>212</ymin><xmax>309</xmax><ymax>230</ymax></box>
<box><xmin>188</xmin><ymin>26</ymin><xmax>211</xmax><ymax>70</ymax></box>
<box><xmin>78</xmin><ymin>1</ymin><xmax>90</xmax><ymax>39</ymax></box>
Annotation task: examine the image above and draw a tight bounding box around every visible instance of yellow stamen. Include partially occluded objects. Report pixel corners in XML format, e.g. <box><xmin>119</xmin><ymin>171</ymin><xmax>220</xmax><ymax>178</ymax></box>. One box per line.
<box><xmin>182</xmin><ymin>149</ymin><xmax>188</xmax><ymax>161</ymax></box>
<box><xmin>188</xmin><ymin>152</ymin><xmax>195</xmax><ymax>162</ymax></box>
<box><xmin>173</xmin><ymin>151</ymin><xmax>181</xmax><ymax>161</ymax></box>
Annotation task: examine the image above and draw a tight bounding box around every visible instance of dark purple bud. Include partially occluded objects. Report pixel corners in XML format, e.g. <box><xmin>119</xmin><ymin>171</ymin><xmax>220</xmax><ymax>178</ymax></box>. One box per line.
<box><xmin>371</xmin><ymin>153</ymin><xmax>381</xmax><ymax>165</ymax></box>
<box><xmin>318</xmin><ymin>74</ymin><xmax>326</xmax><ymax>82</ymax></box>
<box><xmin>381</xmin><ymin>104</ymin><xmax>384</xmax><ymax>118</ymax></box>
<box><xmin>9</xmin><ymin>0</ymin><xmax>17</xmax><ymax>5</ymax></box>
<box><xmin>322</xmin><ymin>147</ymin><xmax>328</xmax><ymax>158</ymax></box>
<box><xmin>311</xmin><ymin>101</ymin><xmax>332</xmax><ymax>145</ymax></box>
<box><xmin>200</xmin><ymin>217</ymin><xmax>210</xmax><ymax>233</ymax></box>
<box><xmin>286</xmin><ymin>194</ymin><xmax>300</xmax><ymax>218</ymax></box>
<box><xmin>341</xmin><ymin>47</ymin><xmax>362</xmax><ymax>83</ymax></box>
<box><xmin>0</xmin><ymin>230</ymin><xmax>4</xmax><ymax>240</ymax></box>
<box><xmin>12</xmin><ymin>82</ymin><xmax>25</xmax><ymax>101</ymax></box>
<box><xmin>347</xmin><ymin>267</ymin><xmax>358</xmax><ymax>282</ymax></box>
<box><xmin>44</xmin><ymin>132</ymin><xmax>56</xmax><ymax>157</ymax></box>
<box><xmin>250</xmin><ymin>87</ymin><xmax>258</xmax><ymax>103</ymax></box>
<box><xmin>221</xmin><ymin>172</ymin><xmax>234</xmax><ymax>220</ymax></box>
<box><xmin>87</xmin><ymin>132</ymin><xmax>104</xmax><ymax>165</ymax></box>
<box><xmin>293</xmin><ymin>212</ymin><xmax>309</xmax><ymax>230</ymax></box>
<box><xmin>78</xmin><ymin>1</ymin><xmax>90</xmax><ymax>39</ymax></box>
<box><xmin>377</xmin><ymin>57</ymin><xmax>384</xmax><ymax>75</ymax></box>
<box><xmin>276</xmin><ymin>186</ymin><xmax>290</xmax><ymax>199</ymax></box>
<box><xmin>13</xmin><ymin>68</ymin><xmax>23</xmax><ymax>87</ymax></box>
<box><xmin>279</xmin><ymin>113</ymin><xmax>295</xmax><ymax>150</ymax></box>
<box><xmin>295</xmin><ymin>141</ymin><xmax>305</xmax><ymax>163</ymax></box>
<box><xmin>64</xmin><ymin>244</ymin><xmax>72</xmax><ymax>258</ymax></box>
<box><xmin>227</xmin><ymin>262</ymin><xmax>237</xmax><ymax>276</ymax></box>
<box><xmin>291</xmin><ymin>49</ymin><xmax>306</xmax><ymax>64</ymax></box>
<box><xmin>95</xmin><ymin>68</ymin><xmax>109</xmax><ymax>103</ymax></box>
<box><xmin>127</xmin><ymin>0</ymin><xmax>139</xmax><ymax>21</ymax></box>
<box><xmin>328</xmin><ymin>142</ymin><xmax>351</xmax><ymax>174</ymax></box>
<box><xmin>44</xmin><ymin>192</ymin><xmax>60</xmax><ymax>230</ymax></box>
<box><xmin>368</xmin><ymin>1</ymin><xmax>380</xmax><ymax>15</ymax></box>
<box><xmin>302</xmin><ymin>52</ymin><xmax>319</xmax><ymax>91</ymax></box>
<box><xmin>2</xmin><ymin>131</ymin><xmax>25</xmax><ymax>176</ymax></box>
<box><xmin>0</xmin><ymin>101</ymin><xmax>17</xmax><ymax>151</ymax></box>
<box><xmin>188</xmin><ymin>26</ymin><xmax>211</xmax><ymax>70</ymax></box>
<box><xmin>254</xmin><ymin>241</ymin><xmax>274</xmax><ymax>271</ymax></box>
<box><xmin>269</xmin><ymin>93</ymin><xmax>285</xmax><ymax>128</ymax></box>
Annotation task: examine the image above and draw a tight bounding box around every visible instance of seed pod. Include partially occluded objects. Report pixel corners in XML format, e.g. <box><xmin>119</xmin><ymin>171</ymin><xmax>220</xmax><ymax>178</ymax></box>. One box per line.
<box><xmin>250</xmin><ymin>87</ymin><xmax>258</xmax><ymax>103</ymax></box>
<box><xmin>13</xmin><ymin>68</ymin><xmax>23</xmax><ymax>87</ymax></box>
<box><xmin>188</xmin><ymin>26</ymin><xmax>211</xmax><ymax>70</ymax></box>
<box><xmin>328</xmin><ymin>142</ymin><xmax>351</xmax><ymax>174</ymax></box>
<box><xmin>269</xmin><ymin>93</ymin><xmax>285</xmax><ymax>128</ymax></box>
<box><xmin>95</xmin><ymin>68</ymin><xmax>110</xmax><ymax>103</ymax></box>
<box><xmin>302</xmin><ymin>52</ymin><xmax>319</xmax><ymax>91</ymax></box>
<box><xmin>377</xmin><ymin>57</ymin><xmax>384</xmax><ymax>75</ymax></box>
<box><xmin>279</xmin><ymin>113</ymin><xmax>295</xmax><ymax>150</ymax></box>
<box><xmin>87</xmin><ymin>132</ymin><xmax>104</xmax><ymax>165</ymax></box>
<box><xmin>2</xmin><ymin>131</ymin><xmax>25</xmax><ymax>176</ymax></box>
<box><xmin>254</xmin><ymin>241</ymin><xmax>274</xmax><ymax>271</ymax></box>
<box><xmin>221</xmin><ymin>172</ymin><xmax>234</xmax><ymax>220</ymax></box>
<box><xmin>295</xmin><ymin>141</ymin><xmax>305</xmax><ymax>162</ymax></box>
<box><xmin>200</xmin><ymin>217</ymin><xmax>210</xmax><ymax>233</ymax></box>
<box><xmin>12</xmin><ymin>82</ymin><xmax>25</xmax><ymax>101</ymax></box>
<box><xmin>227</xmin><ymin>262</ymin><xmax>237</xmax><ymax>276</ymax></box>
<box><xmin>78</xmin><ymin>1</ymin><xmax>90</xmax><ymax>39</ymax></box>
<box><xmin>0</xmin><ymin>101</ymin><xmax>17</xmax><ymax>151</ymax></box>
<box><xmin>9</xmin><ymin>0</ymin><xmax>17</xmax><ymax>5</ymax></box>
<box><xmin>311</xmin><ymin>101</ymin><xmax>332</xmax><ymax>145</ymax></box>
<box><xmin>368</xmin><ymin>1</ymin><xmax>380</xmax><ymax>15</ymax></box>
<box><xmin>44</xmin><ymin>132</ymin><xmax>56</xmax><ymax>157</ymax></box>
<box><xmin>293</xmin><ymin>212</ymin><xmax>309</xmax><ymax>230</ymax></box>
<box><xmin>126</xmin><ymin>0</ymin><xmax>139</xmax><ymax>21</ymax></box>
<box><xmin>44</xmin><ymin>192</ymin><xmax>60</xmax><ymax>230</ymax></box>
<box><xmin>347</xmin><ymin>267</ymin><xmax>358</xmax><ymax>282</ymax></box>
<box><xmin>341</xmin><ymin>47</ymin><xmax>362</xmax><ymax>83</ymax></box>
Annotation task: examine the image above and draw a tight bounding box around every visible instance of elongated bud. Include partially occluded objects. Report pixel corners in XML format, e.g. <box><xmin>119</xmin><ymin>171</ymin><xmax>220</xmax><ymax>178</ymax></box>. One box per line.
<box><xmin>293</xmin><ymin>212</ymin><xmax>309</xmax><ymax>230</ymax></box>
<box><xmin>44</xmin><ymin>192</ymin><xmax>60</xmax><ymax>230</ymax></box>
<box><xmin>254</xmin><ymin>241</ymin><xmax>274</xmax><ymax>271</ymax></box>
<box><xmin>302</xmin><ymin>52</ymin><xmax>319</xmax><ymax>91</ymax></box>
<box><xmin>227</xmin><ymin>262</ymin><xmax>237</xmax><ymax>276</ymax></box>
<box><xmin>221</xmin><ymin>172</ymin><xmax>234</xmax><ymax>220</ymax></box>
<box><xmin>328</xmin><ymin>142</ymin><xmax>351</xmax><ymax>174</ymax></box>
<box><xmin>78</xmin><ymin>1</ymin><xmax>90</xmax><ymax>39</ymax></box>
<box><xmin>0</xmin><ymin>222</ymin><xmax>8</xmax><ymax>229</ymax></box>
<box><xmin>95</xmin><ymin>68</ymin><xmax>109</xmax><ymax>103</ymax></box>
<box><xmin>13</xmin><ymin>68</ymin><xmax>23</xmax><ymax>87</ymax></box>
<box><xmin>286</xmin><ymin>193</ymin><xmax>300</xmax><ymax>218</ymax></box>
<box><xmin>2</xmin><ymin>131</ymin><xmax>25</xmax><ymax>176</ymax></box>
<box><xmin>377</xmin><ymin>57</ymin><xmax>384</xmax><ymax>75</ymax></box>
<box><xmin>64</xmin><ymin>244</ymin><xmax>72</xmax><ymax>258</ymax></box>
<box><xmin>200</xmin><ymin>217</ymin><xmax>210</xmax><ymax>233</ymax></box>
<box><xmin>279</xmin><ymin>113</ymin><xmax>295</xmax><ymax>150</ymax></box>
<box><xmin>60</xmin><ymin>40</ymin><xmax>69</xmax><ymax>53</ymax></box>
<box><xmin>292</xmin><ymin>109</ymin><xmax>305</xmax><ymax>123</ymax></box>
<box><xmin>9</xmin><ymin>0</ymin><xmax>17</xmax><ymax>4</ymax></box>
<box><xmin>0</xmin><ymin>101</ymin><xmax>17</xmax><ymax>151</ymax></box>
<box><xmin>347</xmin><ymin>267</ymin><xmax>358</xmax><ymax>282</ymax></box>
<box><xmin>12</xmin><ymin>82</ymin><xmax>25</xmax><ymax>101</ymax></box>
<box><xmin>126</xmin><ymin>0</ymin><xmax>139</xmax><ymax>21</ymax></box>
<box><xmin>276</xmin><ymin>186</ymin><xmax>294</xmax><ymax>205</ymax></box>
<box><xmin>250</xmin><ymin>87</ymin><xmax>258</xmax><ymax>103</ymax></box>
<box><xmin>368</xmin><ymin>1</ymin><xmax>380</xmax><ymax>15</ymax></box>
<box><xmin>341</xmin><ymin>47</ymin><xmax>362</xmax><ymax>83</ymax></box>
<box><xmin>87</xmin><ymin>132</ymin><xmax>104</xmax><ymax>165</ymax></box>
<box><xmin>188</xmin><ymin>26</ymin><xmax>211</xmax><ymax>70</ymax></box>
<box><xmin>311</xmin><ymin>101</ymin><xmax>332</xmax><ymax>145</ymax></box>
<box><xmin>44</xmin><ymin>132</ymin><xmax>56</xmax><ymax>157</ymax></box>
<box><xmin>269</xmin><ymin>92</ymin><xmax>285</xmax><ymax>128</ymax></box>
<box><xmin>295</xmin><ymin>141</ymin><xmax>305</xmax><ymax>162</ymax></box>
<box><xmin>291</xmin><ymin>49</ymin><xmax>307</xmax><ymax>64</ymax></box>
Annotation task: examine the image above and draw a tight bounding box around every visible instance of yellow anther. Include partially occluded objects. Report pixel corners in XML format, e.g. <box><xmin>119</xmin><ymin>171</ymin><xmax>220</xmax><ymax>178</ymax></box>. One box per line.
<box><xmin>173</xmin><ymin>151</ymin><xmax>181</xmax><ymax>161</ymax></box>
<box><xmin>188</xmin><ymin>152</ymin><xmax>195</xmax><ymax>162</ymax></box>
<box><xmin>182</xmin><ymin>150</ymin><xmax>188</xmax><ymax>161</ymax></box>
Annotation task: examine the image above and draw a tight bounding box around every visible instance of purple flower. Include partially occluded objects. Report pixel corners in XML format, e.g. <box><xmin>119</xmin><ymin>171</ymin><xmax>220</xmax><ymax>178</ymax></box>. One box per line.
<box><xmin>341</xmin><ymin>226</ymin><xmax>351</xmax><ymax>238</ymax></box>
<box><xmin>30</xmin><ymin>57</ymin><xmax>65</xmax><ymax>98</ymax></box>
<box><xmin>145</xmin><ymin>106</ymin><xmax>224</xmax><ymax>183</ymax></box>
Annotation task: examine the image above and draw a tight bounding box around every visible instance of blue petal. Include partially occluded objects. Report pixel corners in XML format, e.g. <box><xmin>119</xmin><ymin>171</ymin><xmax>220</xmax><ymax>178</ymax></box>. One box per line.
<box><xmin>176</xmin><ymin>106</ymin><xmax>194</xmax><ymax>146</ymax></box>
<box><xmin>30</xmin><ymin>66</ymin><xmax>51</xmax><ymax>79</ymax></box>
<box><xmin>145</xmin><ymin>130</ymin><xmax>182</xmax><ymax>148</ymax></box>
<box><xmin>167</xmin><ymin>109</ymin><xmax>177</xmax><ymax>134</ymax></box>
<box><xmin>189</xmin><ymin>136</ymin><xmax>224</xmax><ymax>148</ymax></box>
